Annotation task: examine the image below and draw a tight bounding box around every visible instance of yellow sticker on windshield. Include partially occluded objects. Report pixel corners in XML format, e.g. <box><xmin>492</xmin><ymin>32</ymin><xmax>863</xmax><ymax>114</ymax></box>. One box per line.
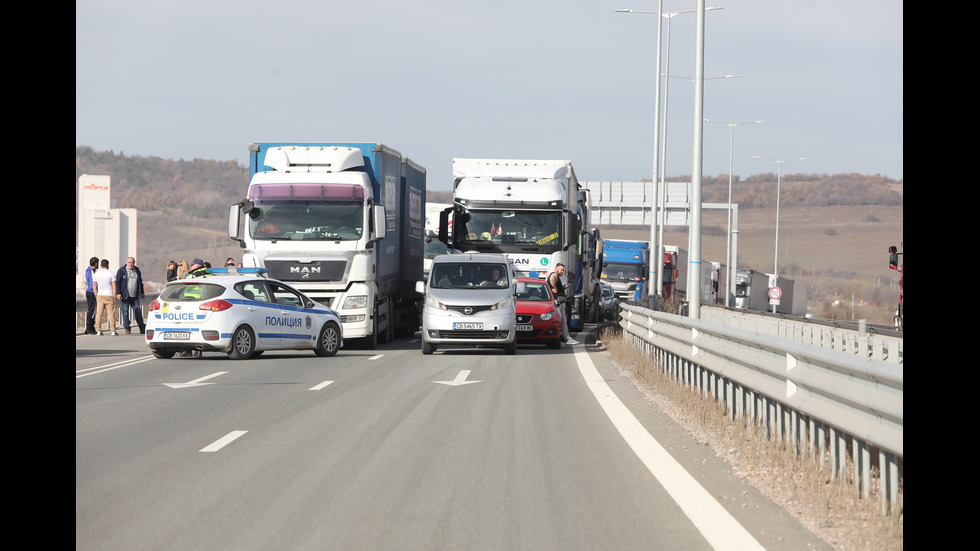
<box><xmin>536</xmin><ymin>232</ymin><xmax>558</xmax><ymax>245</ymax></box>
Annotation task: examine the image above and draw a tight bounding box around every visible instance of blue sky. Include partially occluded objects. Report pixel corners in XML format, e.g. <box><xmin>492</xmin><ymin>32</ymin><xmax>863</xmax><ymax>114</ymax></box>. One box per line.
<box><xmin>76</xmin><ymin>1</ymin><xmax>903</xmax><ymax>190</ymax></box>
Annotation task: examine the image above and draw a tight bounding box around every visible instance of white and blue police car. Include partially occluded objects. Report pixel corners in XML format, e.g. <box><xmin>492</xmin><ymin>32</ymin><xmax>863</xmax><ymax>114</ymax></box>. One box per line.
<box><xmin>145</xmin><ymin>268</ymin><xmax>342</xmax><ymax>359</ymax></box>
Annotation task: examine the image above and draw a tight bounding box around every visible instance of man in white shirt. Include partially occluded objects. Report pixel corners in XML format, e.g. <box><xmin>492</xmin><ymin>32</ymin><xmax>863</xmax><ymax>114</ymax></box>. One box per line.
<box><xmin>93</xmin><ymin>259</ymin><xmax>118</xmax><ymax>336</ymax></box>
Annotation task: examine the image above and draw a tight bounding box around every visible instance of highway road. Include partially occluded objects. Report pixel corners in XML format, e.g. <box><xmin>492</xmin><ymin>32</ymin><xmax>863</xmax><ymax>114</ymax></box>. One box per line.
<box><xmin>76</xmin><ymin>330</ymin><xmax>833</xmax><ymax>551</ymax></box>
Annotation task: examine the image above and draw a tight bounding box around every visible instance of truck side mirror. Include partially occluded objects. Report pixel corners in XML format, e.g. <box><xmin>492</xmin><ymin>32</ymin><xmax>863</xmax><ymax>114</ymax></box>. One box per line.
<box><xmin>228</xmin><ymin>204</ymin><xmax>242</xmax><ymax>241</ymax></box>
<box><xmin>372</xmin><ymin>204</ymin><xmax>387</xmax><ymax>242</ymax></box>
<box><xmin>888</xmin><ymin>245</ymin><xmax>899</xmax><ymax>269</ymax></box>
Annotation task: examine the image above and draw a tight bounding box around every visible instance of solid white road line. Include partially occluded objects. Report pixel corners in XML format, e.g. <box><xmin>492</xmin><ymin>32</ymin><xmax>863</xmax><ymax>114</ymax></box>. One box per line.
<box><xmin>573</xmin><ymin>347</ymin><xmax>765</xmax><ymax>551</ymax></box>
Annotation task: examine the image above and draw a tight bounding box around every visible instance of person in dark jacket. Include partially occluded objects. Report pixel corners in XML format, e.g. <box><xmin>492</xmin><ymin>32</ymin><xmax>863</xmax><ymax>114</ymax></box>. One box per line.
<box><xmin>115</xmin><ymin>257</ymin><xmax>146</xmax><ymax>334</ymax></box>
<box><xmin>166</xmin><ymin>260</ymin><xmax>178</xmax><ymax>282</ymax></box>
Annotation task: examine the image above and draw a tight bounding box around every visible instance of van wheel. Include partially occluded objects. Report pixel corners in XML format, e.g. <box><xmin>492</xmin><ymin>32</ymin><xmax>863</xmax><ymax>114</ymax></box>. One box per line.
<box><xmin>504</xmin><ymin>341</ymin><xmax>517</xmax><ymax>355</ymax></box>
<box><xmin>422</xmin><ymin>340</ymin><xmax>435</xmax><ymax>355</ymax></box>
<box><xmin>229</xmin><ymin>326</ymin><xmax>255</xmax><ymax>360</ymax></box>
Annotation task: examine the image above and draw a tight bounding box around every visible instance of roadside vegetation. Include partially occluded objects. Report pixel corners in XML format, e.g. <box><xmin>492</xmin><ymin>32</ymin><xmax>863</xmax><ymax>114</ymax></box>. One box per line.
<box><xmin>595</xmin><ymin>322</ymin><xmax>903</xmax><ymax>551</ymax></box>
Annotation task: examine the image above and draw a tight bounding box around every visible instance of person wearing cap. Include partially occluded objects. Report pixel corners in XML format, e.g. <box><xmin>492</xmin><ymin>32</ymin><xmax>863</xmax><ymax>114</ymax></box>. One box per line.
<box><xmin>184</xmin><ymin>258</ymin><xmax>210</xmax><ymax>278</ymax></box>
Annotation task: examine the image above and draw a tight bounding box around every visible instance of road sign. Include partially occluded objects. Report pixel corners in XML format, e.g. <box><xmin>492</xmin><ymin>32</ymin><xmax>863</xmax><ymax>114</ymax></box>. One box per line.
<box><xmin>768</xmin><ymin>286</ymin><xmax>782</xmax><ymax>300</ymax></box>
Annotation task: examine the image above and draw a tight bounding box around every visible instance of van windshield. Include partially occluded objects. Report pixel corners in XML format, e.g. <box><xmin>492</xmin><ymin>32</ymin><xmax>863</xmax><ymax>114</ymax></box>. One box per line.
<box><xmin>430</xmin><ymin>263</ymin><xmax>509</xmax><ymax>289</ymax></box>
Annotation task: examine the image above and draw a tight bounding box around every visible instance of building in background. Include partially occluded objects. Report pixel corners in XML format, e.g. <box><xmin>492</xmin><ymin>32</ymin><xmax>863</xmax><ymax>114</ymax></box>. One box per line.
<box><xmin>77</xmin><ymin>174</ymin><xmax>137</xmax><ymax>273</ymax></box>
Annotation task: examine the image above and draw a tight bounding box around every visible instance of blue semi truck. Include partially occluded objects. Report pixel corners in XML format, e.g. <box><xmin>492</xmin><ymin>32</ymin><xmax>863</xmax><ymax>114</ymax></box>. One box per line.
<box><xmin>601</xmin><ymin>239</ymin><xmax>649</xmax><ymax>302</ymax></box>
<box><xmin>228</xmin><ymin>142</ymin><xmax>425</xmax><ymax>348</ymax></box>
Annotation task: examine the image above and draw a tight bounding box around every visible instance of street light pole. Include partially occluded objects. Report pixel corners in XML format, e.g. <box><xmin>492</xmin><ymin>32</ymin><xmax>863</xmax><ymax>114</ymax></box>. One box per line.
<box><xmin>705</xmin><ymin>119</ymin><xmax>766</xmax><ymax>306</ymax></box>
<box><xmin>615</xmin><ymin>3</ymin><xmax>664</xmax><ymax>308</ymax></box>
<box><xmin>750</xmin><ymin>155</ymin><xmax>807</xmax><ymax>311</ymax></box>
<box><xmin>616</xmin><ymin>6</ymin><xmax>722</xmax><ymax>306</ymax></box>
<box><xmin>688</xmin><ymin>0</ymin><xmax>707</xmax><ymax>319</ymax></box>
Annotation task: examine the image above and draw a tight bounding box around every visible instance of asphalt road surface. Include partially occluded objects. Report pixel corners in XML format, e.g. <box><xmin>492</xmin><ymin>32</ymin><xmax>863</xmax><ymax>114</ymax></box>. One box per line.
<box><xmin>76</xmin><ymin>330</ymin><xmax>832</xmax><ymax>551</ymax></box>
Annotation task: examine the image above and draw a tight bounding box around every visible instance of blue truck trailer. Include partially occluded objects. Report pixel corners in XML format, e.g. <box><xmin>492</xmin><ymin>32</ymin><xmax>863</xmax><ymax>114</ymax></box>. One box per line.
<box><xmin>229</xmin><ymin>142</ymin><xmax>425</xmax><ymax>348</ymax></box>
<box><xmin>601</xmin><ymin>239</ymin><xmax>649</xmax><ymax>302</ymax></box>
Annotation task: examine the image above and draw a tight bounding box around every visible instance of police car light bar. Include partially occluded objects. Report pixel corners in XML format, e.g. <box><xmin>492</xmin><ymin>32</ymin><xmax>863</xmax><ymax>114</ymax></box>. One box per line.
<box><xmin>206</xmin><ymin>267</ymin><xmax>269</xmax><ymax>276</ymax></box>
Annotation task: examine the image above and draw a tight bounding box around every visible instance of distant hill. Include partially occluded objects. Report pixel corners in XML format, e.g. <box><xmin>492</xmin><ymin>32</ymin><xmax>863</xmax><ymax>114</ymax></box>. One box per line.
<box><xmin>75</xmin><ymin>147</ymin><xmax>903</xmax><ymax>307</ymax></box>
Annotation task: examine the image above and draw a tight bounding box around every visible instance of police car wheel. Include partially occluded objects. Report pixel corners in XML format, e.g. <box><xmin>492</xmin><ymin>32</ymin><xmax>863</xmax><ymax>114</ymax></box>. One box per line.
<box><xmin>315</xmin><ymin>322</ymin><xmax>341</xmax><ymax>357</ymax></box>
<box><xmin>229</xmin><ymin>325</ymin><xmax>256</xmax><ymax>360</ymax></box>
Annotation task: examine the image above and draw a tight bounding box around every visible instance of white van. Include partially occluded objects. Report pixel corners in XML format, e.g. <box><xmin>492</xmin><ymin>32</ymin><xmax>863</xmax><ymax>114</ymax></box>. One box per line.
<box><xmin>416</xmin><ymin>253</ymin><xmax>524</xmax><ymax>355</ymax></box>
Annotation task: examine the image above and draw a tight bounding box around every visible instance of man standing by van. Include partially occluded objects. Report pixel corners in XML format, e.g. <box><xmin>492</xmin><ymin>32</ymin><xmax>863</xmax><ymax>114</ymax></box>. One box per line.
<box><xmin>548</xmin><ymin>263</ymin><xmax>578</xmax><ymax>345</ymax></box>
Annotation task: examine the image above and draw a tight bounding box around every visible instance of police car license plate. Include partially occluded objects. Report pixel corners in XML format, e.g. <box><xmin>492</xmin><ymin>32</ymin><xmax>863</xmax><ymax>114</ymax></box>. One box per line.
<box><xmin>453</xmin><ymin>322</ymin><xmax>483</xmax><ymax>330</ymax></box>
<box><xmin>517</xmin><ymin>324</ymin><xmax>533</xmax><ymax>332</ymax></box>
<box><xmin>164</xmin><ymin>332</ymin><xmax>191</xmax><ymax>340</ymax></box>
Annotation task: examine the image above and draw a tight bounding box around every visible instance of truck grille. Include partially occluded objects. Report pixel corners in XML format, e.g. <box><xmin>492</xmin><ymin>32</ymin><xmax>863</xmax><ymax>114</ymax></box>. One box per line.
<box><xmin>265</xmin><ymin>260</ymin><xmax>346</xmax><ymax>282</ymax></box>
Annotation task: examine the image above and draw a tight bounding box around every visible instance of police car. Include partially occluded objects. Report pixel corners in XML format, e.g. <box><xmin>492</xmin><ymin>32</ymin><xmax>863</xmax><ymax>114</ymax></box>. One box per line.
<box><xmin>145</xmin><ymin>268</ymin><xmax>342</xmax><ymax>360</ymax></box>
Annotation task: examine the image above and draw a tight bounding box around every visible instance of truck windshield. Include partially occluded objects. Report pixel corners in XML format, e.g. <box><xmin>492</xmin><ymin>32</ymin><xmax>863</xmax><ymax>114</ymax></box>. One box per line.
<box><xmin>455</xmin><ymin>209</ymin><xmax>561</xmax><ymax>250</ymax></box>
<box><xmin>250</xmin><ymin>203</ymin><xmax>363</xmax><ymax>241</ymax></box>
<box><xmin>424</xmin><ymin>235</ymin><xmax>452</xmax><ymax>259</ymax></box>
<box><xmin>604</xmin><ymin>263</ymin><xmax>645</xmax><ymax>280</ymax></box>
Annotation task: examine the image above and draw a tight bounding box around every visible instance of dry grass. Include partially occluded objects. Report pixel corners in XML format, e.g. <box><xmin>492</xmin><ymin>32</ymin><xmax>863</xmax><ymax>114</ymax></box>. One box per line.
<box><xmin>596</xmin><ymin>323</ymin><xmax>903</xmax><ymax>551</ymax></box>
<box><xmin>598</xmin><ymin>205</ymin><xmax>904</xmax><ymax>326</ymax></box>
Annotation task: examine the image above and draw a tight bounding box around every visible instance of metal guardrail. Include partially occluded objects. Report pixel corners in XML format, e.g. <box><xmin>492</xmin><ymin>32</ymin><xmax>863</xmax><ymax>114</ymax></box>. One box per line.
<box><xmin>75</xmin><ymin>292</ymin><xmax>160</xmax><ymax>332</ymax></box>
<box><xmin>618</xmin><ymin>302</ymin><xmax>903</xmax><ymax>515</ymax></box>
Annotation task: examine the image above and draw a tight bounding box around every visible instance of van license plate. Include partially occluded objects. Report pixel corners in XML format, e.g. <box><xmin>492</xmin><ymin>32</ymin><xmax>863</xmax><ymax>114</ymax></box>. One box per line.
<box><xmin>164</xmin><ymin>332</ymin><xmax>191</xmax><ymax>340</ymax></box>
<box><xmin>453</xmin><ymin>322</ymin><xmax>483</xmax><ymax>330</ymax></box>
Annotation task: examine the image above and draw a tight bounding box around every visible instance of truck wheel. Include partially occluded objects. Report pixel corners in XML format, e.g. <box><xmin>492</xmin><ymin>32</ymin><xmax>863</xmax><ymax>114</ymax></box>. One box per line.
<box><xmin>314</xmin><ymin>321</ymin><xmax>341</xmax><ymax>357</ymax></box>
<box><xmin>229</xmin><ymin>325</ymin><xmax>256</xmax><ymax>360</ymax></box>
<box><xmin>422</xmin><ymin>340</ymin><xmax>435</xmax><ymax>355</ymax></box>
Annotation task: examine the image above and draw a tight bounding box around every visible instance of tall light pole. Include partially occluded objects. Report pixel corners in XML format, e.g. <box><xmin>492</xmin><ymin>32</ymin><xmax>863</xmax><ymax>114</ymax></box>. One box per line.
<box><xmin>750</xmin><ymin>155</ymin><xmax>807</xmax><ymax>300</ymax></box>
<box><xmin>688</xmin><ymin>0</ymin><xmax>706</xmax><ymax>319</ymax></box>
<box><xmin>615</xmin><ymin>3</ymin><xmax>664</xmax><ymax>308</ymax></box>
<box><xmin>616</xmin><ymin>6</ymin><xmax>722</xmax><ymax>304</ymax></box>
<box><xmin>657</xmin><ymin>73</ymin><xmax>736</xmax><ymax>307</ymax></box>
<box><xmin>705</xmin><ymin>119</ymin><xmax>766</xmax><ymax>306</ymax></box>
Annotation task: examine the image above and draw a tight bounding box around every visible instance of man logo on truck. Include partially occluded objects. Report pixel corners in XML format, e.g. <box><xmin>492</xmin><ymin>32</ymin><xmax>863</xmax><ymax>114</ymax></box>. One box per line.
<box><xmin>291</xmin><ymin>266</ymin><xmax>322</xmax><ymax>277</ymax></box>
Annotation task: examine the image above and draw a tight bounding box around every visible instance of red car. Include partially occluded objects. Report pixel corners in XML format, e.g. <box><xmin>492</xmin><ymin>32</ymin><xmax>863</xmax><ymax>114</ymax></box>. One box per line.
<box><xmin>515</xmin><ymin>277</ymin><xmax>563</xmax><ymax>349</ymax></box>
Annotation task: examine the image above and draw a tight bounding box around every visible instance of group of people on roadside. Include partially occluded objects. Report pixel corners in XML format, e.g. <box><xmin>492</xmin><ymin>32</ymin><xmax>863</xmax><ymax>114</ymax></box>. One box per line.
<box><xmin>166</xmin><ymin>257</ymin><xmax>240</xmax><ymax>281</ymax></box>
<box><xmin>82</xmin><ymin>256</ymin><xmax>147</xmax><ymax>336</ymax></box>
<box><xmin>82</xmin><ymin>256</ymin><xmax>236</xmax><ymax>336</ymax></box>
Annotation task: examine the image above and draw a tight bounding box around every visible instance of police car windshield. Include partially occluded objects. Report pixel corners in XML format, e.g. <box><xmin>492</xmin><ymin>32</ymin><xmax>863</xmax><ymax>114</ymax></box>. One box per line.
<box><xmin>160</xmin><ymin>282</ymin><xmax>226</xmax><ymax>301</ymax></box>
